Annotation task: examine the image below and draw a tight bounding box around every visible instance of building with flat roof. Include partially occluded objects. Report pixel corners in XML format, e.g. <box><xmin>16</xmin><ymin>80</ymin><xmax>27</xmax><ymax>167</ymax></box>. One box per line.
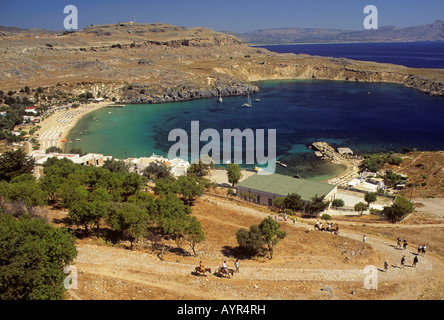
<box><xmin>126</xmin><ymin>154</ymin><xmax>190</xmax><ymax>177</ymax></box>
<box><xmin>236</xmin><ymin>173</ymin><xmax>337</xmax><ymax>213</ymax></box>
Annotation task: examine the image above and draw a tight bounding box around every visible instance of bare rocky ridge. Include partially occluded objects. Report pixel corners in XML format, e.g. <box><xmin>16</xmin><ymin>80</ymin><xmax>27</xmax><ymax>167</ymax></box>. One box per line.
<box><xmin>231</xmin><ymin>20</ymin><xmax>444</xmax><ymax>44</ymax></box>
<box><xmin>0</xmin><ymin>23</ymin><xmax>443</xmax><ymax>103</ymax></box>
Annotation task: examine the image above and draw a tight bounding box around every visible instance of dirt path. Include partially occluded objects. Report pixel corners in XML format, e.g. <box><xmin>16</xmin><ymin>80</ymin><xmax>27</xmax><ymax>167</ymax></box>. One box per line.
<box><xmin>70</xmin><ymin>194</ymin><xmax>441</xmax><ymax>300</ymax></box>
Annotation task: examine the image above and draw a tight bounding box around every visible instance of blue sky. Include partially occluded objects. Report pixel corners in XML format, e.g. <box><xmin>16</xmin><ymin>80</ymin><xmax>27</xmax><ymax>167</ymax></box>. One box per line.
<box><xmin>0</xmin><ymin>0</ymin><xmax>443</xmax><ymax>32</ymax></box>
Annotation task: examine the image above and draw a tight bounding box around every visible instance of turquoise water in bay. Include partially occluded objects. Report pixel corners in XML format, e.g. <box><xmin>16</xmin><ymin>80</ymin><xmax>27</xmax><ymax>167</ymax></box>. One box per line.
<box><xmin>65</xmin><ymin>80</ymin><xmax>444</xmax><ymax>180</ymax></box>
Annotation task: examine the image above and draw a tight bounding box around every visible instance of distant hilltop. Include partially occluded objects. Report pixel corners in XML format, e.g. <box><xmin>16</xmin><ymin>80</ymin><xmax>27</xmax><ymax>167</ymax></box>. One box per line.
<box><xmin>228</xmin><ymin>20</ymin><xmax>444</xmax><ymax>44</ymax></box>
<box><xmin>0</xmin><ymin>22</ymin><xmax>443</xmax><ymax>101</ymax></box>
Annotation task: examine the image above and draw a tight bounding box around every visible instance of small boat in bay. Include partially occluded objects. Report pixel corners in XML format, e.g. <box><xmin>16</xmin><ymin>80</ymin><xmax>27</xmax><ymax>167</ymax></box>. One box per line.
<box><xmin>242</xmin><ymin>93</ymin><xmax>252</xmax><ymax>108</ymax></box>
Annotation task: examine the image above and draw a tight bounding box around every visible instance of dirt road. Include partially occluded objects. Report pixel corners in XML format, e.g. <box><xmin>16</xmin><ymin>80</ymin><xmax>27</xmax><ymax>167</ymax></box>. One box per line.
<box><xmin>67</xmin><ymin>194</ymin><xmax>443</xmax><ymax>300</ymax></box>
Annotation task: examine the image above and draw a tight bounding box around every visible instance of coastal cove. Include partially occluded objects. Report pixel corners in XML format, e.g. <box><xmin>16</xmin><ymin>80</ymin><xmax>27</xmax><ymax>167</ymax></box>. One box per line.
<box><xmin>65</xmin><ymin>79</ymin><xmax>444</xmax><ymax>180</ymax></box>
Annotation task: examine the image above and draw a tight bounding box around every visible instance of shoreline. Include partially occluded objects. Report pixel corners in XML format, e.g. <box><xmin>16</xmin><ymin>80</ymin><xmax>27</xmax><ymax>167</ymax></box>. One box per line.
<box><xmin>34</xmin><ymin>101</ymin><xmax>112</xmax><ymax>153</ymax></box>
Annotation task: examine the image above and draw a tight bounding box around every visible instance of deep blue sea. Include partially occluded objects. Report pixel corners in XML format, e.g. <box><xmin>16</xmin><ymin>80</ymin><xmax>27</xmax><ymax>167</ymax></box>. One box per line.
<box><xmin>258</xmin><ymin>42</ymin><xmax>444</xmax><ymax>69</ymax></box>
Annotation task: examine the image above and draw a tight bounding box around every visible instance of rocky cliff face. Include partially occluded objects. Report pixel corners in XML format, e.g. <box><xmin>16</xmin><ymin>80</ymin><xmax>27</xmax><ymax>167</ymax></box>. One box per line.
<box><xmin>213</xmin><ymin>54</ymin><xmax>444</xmax><ymax>96</ymax></box>
<box><xmin>0</xmin><ymin>23</ymin><xmax>443</xmax><ymax>104</ymax></box>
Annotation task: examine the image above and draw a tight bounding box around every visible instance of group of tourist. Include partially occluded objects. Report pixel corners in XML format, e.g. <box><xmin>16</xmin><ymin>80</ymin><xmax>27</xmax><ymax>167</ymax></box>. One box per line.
<box><xmin>314</xmin><ymin>220</ymin><xmax>339</xmax><ymax>233</ymax></box>
<box><xmin>197</xmin><ymin>259</ymin><xmax>240</xmax><ymax>274</ymax></box>
<box><xmin>417</xmin><ymin>244</ymin><xmax>427</xmax><ymax>256</ymax></box>
<box><xmin>396</xmin><ymin>237</ymin><xmax>409</xmax><ymax>250</ymax></box>
<box><xmin>383</xmin><ymin>238</ymin><xmax>428</xmax><ymax>271</ymax></box>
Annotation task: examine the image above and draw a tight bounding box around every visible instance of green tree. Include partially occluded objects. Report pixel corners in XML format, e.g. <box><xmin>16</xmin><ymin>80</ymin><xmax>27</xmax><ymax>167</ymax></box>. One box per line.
<box><xmin>88</xmin><ymin>187</ymin><xmax>111</xmax><ymax>203</ymax></box>
<box><xmin>389</xmin><ymin>156</ymin><xmax>403</xmax><ymax>166</ymax></box>
<box><xmin>121</xmin><ymin>172</ymin><xmax>146</xmax><ymax>199</ymax></box>
<box><xmin>6</xmin><ymin>178</ymin><xmax>45</xmax><ymax>207</ymax></box>
<box><xmin>102</xmin><ymin>158</ymin><xmax>129</xmax><ymax>173</ymax></box>
<box><xmin>364</xmin><ymin>192</ymin><xmax>377</xmax><ymax>207</ymax></box>
<box><xmin>381</xmin><ymin>196</ymin><xmax>415</xmax><ymax>224</ymax></box>
<box><xmin>187</xmin><ymin>159</ymin><xmax>210</xmax><ymax>178</ymax></box>
<box><xmin>0</xmin><ymin>213</ymin><xmax>77</xmax><ymax>300</ymax></box>
<box><xmin>236</xmin><ymin>225</ymin><xmax>265</xmax><ymax>257</ymax></box>
<box><xmin>226</xmin><ymin>163</ymin><xmax>242</xmax><ymax>187</ymax></box>
<box><xmin>176</xmin><ymin>175</ymin><xmax>204</xmax><ymax>205</ymax></box>
<box><xmin>363</xmin><ymin>153</ymin><xmax>391</xmax><ymax>172</ymax></box>
<box><xmin>68</xmin><ymin>200</ymin><xmax>108</xmax><ymax>235</ymax></box>
<box><xmin>144</xmin><ymin>160</ymin><xmax>172</xmax><ymax>181</ymax></box>
<box><xmin>127</xmin><ymin>190</ymin><xmax>155</xmax><ymax>212</ymax></box>
<box><xmin>259</xmin><ymin>216</ymin><xmax>287</xmax><ymax>260</ymax></box>
<box><xmin>43</xmin><ymin>157</ymin><xmax>79</xmax><ymax>179</ymax></box>
<box><xmin>306</xmin><ymin>194</ymin><xmax>329</xmax><ymax>215</ymax></box>
<box><xmin>354</xmin><ymin>202</ymin><xmax>368</xmax><ymax>215</ymax></box>
<box><xmin>39</xmin><ymin>174</ymin><xmax>66</xmax><ymax>203</ymax></box>
<box><xmin>45</xmin><ymin>146</ymin><xmax>63</xmax><ymax>154</ymax></box>
<box><xmin>283</xmin><ymin>193</ymin><xmax>304</xmax><ymax>212</ymax></box>
<box><xmin>272</xmin><ymin>197</ymin><xmax>285</xmax><ymax>210</ymax></box>
<box><xmin>184</xmin><ymin>216</ymin><xmax>205</xmax><ymax>256</ymax></box>
<box><xmin>107</xmin><ymin>202</ymin><xmax>150</xmax><ymax>249</ymax></box>
<box><xmin>152</xmin><ymin>177</ymin><xmax>178</xmax><ymax>196</ymax></box>
<box><xmin>153</xmin><ymin>194</ymin><xmax>191</xmax><ymax>247</ymax></box>
<box><xmin>57</xmin><ymin>179</ymin><xmax>88</xmax><ymax>209</ymax></box>
<box><xmin>332</xmin><ymin>198</ymin><xmax>345</xmax><ymax>207</ymax></box>
<box><xmin>0</xmin><ymin>149</ymin><xmax>35</xmax><ymax>182</ymax></box>
<box><xmin>382</xmin><ymin>204</ymin><xmax>408</xmax><ymax>224</ymax></box>
<box><xmin>393</xmin><ymin>195</ymin><xmax>415</xmax><ymax>214</ymax></box>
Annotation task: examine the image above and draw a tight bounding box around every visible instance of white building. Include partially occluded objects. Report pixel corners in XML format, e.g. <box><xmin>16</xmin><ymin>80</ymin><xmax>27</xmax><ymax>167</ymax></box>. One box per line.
<box><xmin>31</xmin><ymin>151</ymin><xmax>104</xmax><ymax>179</ymax></box>
<box><xmin>126</xmin><ymin>154</ymin><xmax>190</xmax><ymax>177</ymax></box>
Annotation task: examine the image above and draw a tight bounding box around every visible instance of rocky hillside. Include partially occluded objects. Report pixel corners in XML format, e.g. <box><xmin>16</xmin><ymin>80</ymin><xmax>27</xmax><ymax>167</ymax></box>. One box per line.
<box><xmin>0</xmin><ymin>23</ymin><xmax>443</xmax><ymax>104</ymax></box>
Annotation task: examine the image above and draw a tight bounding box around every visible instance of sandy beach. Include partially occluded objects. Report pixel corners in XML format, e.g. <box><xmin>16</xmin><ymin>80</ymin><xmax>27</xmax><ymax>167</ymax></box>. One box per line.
<box><xmin>34</xmin><ymin>102</ymin><xmax>111</xmax><ymax>153</ymax></box>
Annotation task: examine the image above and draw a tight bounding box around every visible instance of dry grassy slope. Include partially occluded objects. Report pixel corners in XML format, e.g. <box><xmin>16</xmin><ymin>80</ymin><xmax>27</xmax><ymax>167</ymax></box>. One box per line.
<box><xmin>62</xmin><ymin>194</ymin><xmax>443</xmax><ymax>300</ymax></box>
<box><xmin>1</xmin><ymin>23</ymin><xmax>443</xmax><ymax>101</ymax></box>
<box><xmin>386</xmin><ymin>151</ymin><xmax>444</xmax><ymax>198</ymax></box>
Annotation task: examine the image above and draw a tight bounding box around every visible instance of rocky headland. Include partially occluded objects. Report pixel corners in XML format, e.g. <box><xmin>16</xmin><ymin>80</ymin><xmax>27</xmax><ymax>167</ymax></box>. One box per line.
<box><xmin>0</xmin><ymin>23</ymin><xmax>443</xmax><ymax>104</ymax></box>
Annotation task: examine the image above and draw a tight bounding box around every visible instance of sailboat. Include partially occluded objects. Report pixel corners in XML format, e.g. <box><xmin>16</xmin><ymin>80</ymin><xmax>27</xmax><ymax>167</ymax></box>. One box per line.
<box><xmin>218</xmin><ymin>93</ymin><xmax>223</xmax><ymax>103</ymax></box>
<box><xmin>242</xmin><ymin>93</ymin><xmax>252</xmax><ymax>108</ymax></box>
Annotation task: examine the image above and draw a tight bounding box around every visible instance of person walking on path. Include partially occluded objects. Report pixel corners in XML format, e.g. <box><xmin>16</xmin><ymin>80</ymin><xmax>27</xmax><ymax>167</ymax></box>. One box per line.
<box><xmin>401</xmin><ymin>255</ymin><xmax>406</xmax><ymax>268</ymax></box>
<box><xmin>403</xmin><ymin>239</ymin><xmax>408</xmax><ymax>250</ymax></box>
<box><xmin>397</xmin><ymin>237</ymin><xmax>401</xmax><ymax>247</ymax></box>
<box><xmin>421</xmin><ymin>245</ymin><xmax>426</xmax><ymax>256</ymax></box>
<box><xmin>235</xmin><ymin>259</ymin><xmax>240</xmax><ymax>273</ymax></box>
<box><xmin>384</xmin><ymin>260</ymin><xmax>389</xmax><ymax>272</ymax></box>
<box><xmin>412</xmin><ymin>256</ymin><xmax>419</xmax><ymax>268</ymax></box>
<box><xmin>418</xmin><ymin>244</ymin><xmax>422</xmax><ymax>255</ymax></box>
<box><xmin>363</xmin><ymin>235</ymin><xmax>366</xmax><ymax>243</ymax></box>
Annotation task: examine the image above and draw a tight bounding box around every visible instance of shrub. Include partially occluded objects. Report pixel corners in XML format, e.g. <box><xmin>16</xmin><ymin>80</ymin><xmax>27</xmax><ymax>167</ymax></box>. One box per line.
<box><xmin>236</xmin><ymin>225</ymin><xmax>264</xmax><ymax>256</ymax></box>
<box><xmin>389</xmin><ymin>156</ymin><xmax>403</xmax><ymax>166</ymax></box>
<box><xmin>321</xmin><ymin>213</ymin><xmax>332</xmax><ymax>220</ymax></box>
<box><xmin>332</xmin><ymin>199</ymin><xmax>345</xmax><ymax>207</ymax></box>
